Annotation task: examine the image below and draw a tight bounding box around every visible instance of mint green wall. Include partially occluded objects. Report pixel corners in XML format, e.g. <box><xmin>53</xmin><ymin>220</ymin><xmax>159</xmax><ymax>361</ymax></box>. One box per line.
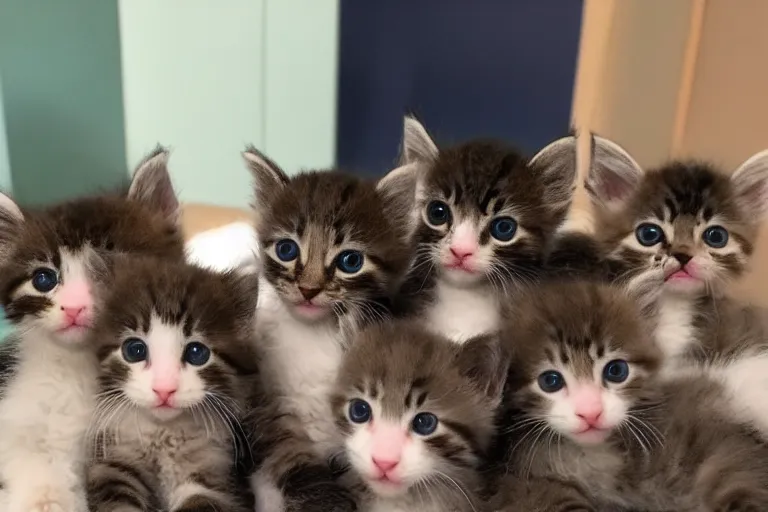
<box><xmin>0</xmin><ymin>0</ymin><xmax>127</xmax><ymax>206</ymax></box>
<box><xmin>0</xmin><ymin>76</ymin><xmax>12</xmax><ymax>193</ymax></box>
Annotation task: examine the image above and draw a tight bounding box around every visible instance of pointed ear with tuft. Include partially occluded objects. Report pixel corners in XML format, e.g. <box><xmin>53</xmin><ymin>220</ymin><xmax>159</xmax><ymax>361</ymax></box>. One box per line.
<box><xmin>529</xmin><ymin>136</ymin><xmax>578</xmax><ymax>217</ymax></box>
<box><xmin>242</xmin><ymin>145</ymin><xmax>289</xmax><ymax>215</ymax></box>
<box><xmin>584</xmin><ymin>134</ymin><xmax>643</xmax><ymax>212</ymax></box>
<box><xmin>0</xmin><ymin>192</ymin><xmax>23</xmax><ymax>263</ymax></box>
<box><xmin>128</xmin><ymin>145</ymin><xmax>180</xmax><ymax>225</ymax></box>
<box><xmin>455</xmin><ymin>334</ymin><xmax>509</xmax><ymax>404</ymax></box>
<box><xmin>731</xmin><ymin>149</ymin><xmax>768</xmax><ymax>219</ymax></box>
<box><xmin>376</xmin><ymin>162</ymin><xmax>421</xmax><ymax>233</ymax></box>
<box><xmin>400</xmin><ymin>115</ymin><xmax>439</xmax><ymax>165</ymax></box>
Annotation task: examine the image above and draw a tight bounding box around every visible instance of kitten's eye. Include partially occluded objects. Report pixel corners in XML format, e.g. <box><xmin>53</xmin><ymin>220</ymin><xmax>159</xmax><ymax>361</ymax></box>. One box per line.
<box><xmin>411</xmin><ymin>412</ymin><xmax>438</xmax><ymax>436</ymax></box>
<box><xmin>490</xmin><ymin>217</ymin><xmax>518</xmax><ymax>242</ymax></box>
<box><xmin>336</xmin><ymin>250</ymin><xmax>364</xmax><ymax>274</ymax></box>
<box><xmin>275</xmin><ymin>239</ymin><xmax>299</xmax><ymax>262</ymax></box>
<box><xmin>348</xmin><ymin>399</ymin><xmax>372</xmax><ymax>423</ymax></box>
<box><xmin>702</xmin><ymin>226</ymin><xmax>729</xmax><ymax>248</ymax></box>
<box><xmin>537</xmin><ymin>371</ymin><xmax>565</xmax><ymax>393</ymax></box>
<box><xmin>635</xmin><ymin>223</ymin><xmax>665</xmax><ymax>246</ymax></box>
<box><xmin>602</xmin><ymin>359</ymin><xmax>629</xmax><ymax>384</ymax></box>
<box><xmin>31</xmin><ymin>268</ymin><xmax>58</xmax><ymax>293</ymax></box>
<box><xmin>121</xmin><ymin>338</ymin><xmax>148</xmax><ymax>363</ymax></box>
<box><xmin>426</xmin><ymin>201</ymin><xmax>451</xmax><ymax>226</ymax></box>
<box><xmin>183</xmin><ymin>342</ymin><xmax>211</xmax><ymax>366</ymax></box>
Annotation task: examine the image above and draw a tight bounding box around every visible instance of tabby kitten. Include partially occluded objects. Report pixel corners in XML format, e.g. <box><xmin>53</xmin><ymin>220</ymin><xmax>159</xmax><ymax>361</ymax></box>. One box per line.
<box><xmin>330</xmin><ymin>321</ymin><xmax>507</xmax><ymax>512</ymax></box>
<box><xmin>496</xmin><ymin>279</ymin><xmax>768</xmax><ymax>511</ymax></box>
<box><xmin>584</xmin><ymin>135</ymin><xmax>768</xmax><ymax>433</ymax></box>
<box><xmin>0</xmin><ymin>147</ymin><xmax>183</xmax><ymax>512</ymax></box>
<box><xmin>241</xmin><ymin>148</ymin><xmax>412</xmax><ymax>512</ymax></box>
<box><xmin>382</xmin><ymin>116</ymin><xmax>577</xmax><ymax>342</ymax></box>
<box><xmin>86</xmin><ymin>258</ymin><xmax>259</xmax><ymax>512</ymax></box>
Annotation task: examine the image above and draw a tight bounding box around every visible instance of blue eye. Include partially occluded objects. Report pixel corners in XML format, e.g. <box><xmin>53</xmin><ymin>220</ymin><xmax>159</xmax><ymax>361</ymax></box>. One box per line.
<box><xmin>603</xmin><ymin>360</ymin><xmax>629</xmax><ymax>383</ymax></box>
<box><xmin>31</xmin><ymin>268</ymin><xmax>58</xmax><ymax>293</ymax></box>
<box><xmin>121</xmin><ymin>338</ymin><xmax>148</xmax><ymax>363</ymax></box>
<box><xmin>635</xmin><ymin>223</ymin><xmax>665</xmax><ymax>246</ymax></box>
<box><xmin>490</xmin><ymin>217</ymin><xmax>518</xmax><ymax>242</ymax></box>
<box><xmin>183</xmin><ymin>342</ymin><xmax>211</xmax><ymax>366</ymax></box>
<box><xmin>411</xmin><ymin>412</ymin><xmax>438</xmax><ymax>436</ymax></box>
<box><xmin>426</xmin><ymin>201</ymin><xmax>451</xmax><ymax>226</ymax></box>
<box><xmin>702</xmin><ymin>226</ymin><xmax>729</xmax><ymax>248</ymax></box>
<box><xmin>336</xmin><ymin>250</ymin><xmax>364</xmax><ymax>274</ymax></box>
<box><xmin>348</xmin><ymin>399</ymin><xmax>372</xmax><ymax>423</ymax></box>
<box><xmin>537</xmin><ymin>371</ymin><xmax>565</xmax><ymax>393</ymax></box>
<box><xmin>275</xmin><ymin>239</ymin><xmax>299</xmax><ymax>262</ymax></box>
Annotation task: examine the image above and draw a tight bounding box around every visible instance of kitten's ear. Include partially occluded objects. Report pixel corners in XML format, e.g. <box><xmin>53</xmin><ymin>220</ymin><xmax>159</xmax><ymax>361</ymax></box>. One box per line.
<box><xmin>0</xmin><ymin>192</ymin><xmax>23</xmax><ymax>262</ymax></box>
<box><xmin>222</xmin><ymin>269</ymin><xmax>260</xmax><ymax>335</ymax></box>
<box><xmin>584</xmin><ymin>134</ymin><xmax>643</xmax><ymax>211</ymax></box>
<box><xmin>243</xmin><ymin>145</ymin><xmax>289</xmax><ymax>215</ymax></box>
<box><xmin>376</xmin><ymin>163</ymin><xmax>421</xmax><ymax>235</ymax></box>
<box><xmin>529</xmin><ymin>136</ymin><xmax>578</xmax><ymax>216</ymax></box>
<box><xmin>128</xmin><ymin>145</ymin><xmax>180</xmax><ymax>225</ymax></box>
<box><xmin>400</xmin><ymin>115</ymin><xmax>439</xmax><ymax>165</ymax></box>
<box><xmin>455</xmin><ymin>334</ymin><xmax>509</xmax><ymax>404</ymax></box>
<box><xmin>731</xmin><ymin>149</ymin><xmax>768</xmax><ymax>219</ymax></box>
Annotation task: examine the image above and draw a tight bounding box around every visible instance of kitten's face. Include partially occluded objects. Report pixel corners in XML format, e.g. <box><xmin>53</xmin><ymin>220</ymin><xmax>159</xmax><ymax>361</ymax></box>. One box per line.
<box><xmin>505</xmin><ymin>281</ymin><xmax>660</xmax><ymax>446</ymax></box>
<box><xmin>0</xmin><ymin>148</ymin><xmax>183</xmax><ymax>345</ymax></box>
<box><xmin>331</xmin><ymin>322</ymin><xmax>506</xmax><ymax>499</ymax></box>
<box><xmin>244</xmin><ymin>149</ymin><xmax>410</xmax><ymax>324</ymax></box>
<box><xmin>385</xmin><ymin>117</ymin><xmax>576</xmax><ymax>290</ymax></box>
<box><xmin>91</xmin><ymin>260</ymin><xmax>259</xmax><ymax>424</ymax></box>
<box><xmin>587</xmin><ymin>137</ymin><xmax>768</xmax><ymax>298</ymax></box>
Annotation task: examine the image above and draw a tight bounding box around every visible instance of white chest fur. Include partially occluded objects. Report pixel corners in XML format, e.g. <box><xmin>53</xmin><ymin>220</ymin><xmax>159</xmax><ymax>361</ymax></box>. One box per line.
<box><xmin>655</xmin><ymin>294</ymin><xmax>695</xmax><ymax>371</ymax></box>
<box><xmin>426</xmin><ymin>281</ymin><xmax>500</xmax><ymax>343</ymax></box>
<box><xmin>0</xmin><ymin>332</ymin><xmax>97</xmax><ymax>512</ymax></box>
<box><xmin>256</xmin><ymin>281</ymin><xmax>345</xmax><ymax>456</ymax></box>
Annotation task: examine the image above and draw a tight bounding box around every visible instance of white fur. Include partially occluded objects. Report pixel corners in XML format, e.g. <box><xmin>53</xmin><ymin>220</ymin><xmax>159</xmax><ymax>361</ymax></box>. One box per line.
<box><xmin>713</xmin><ymin>353</ymin><xmax>768</xmax><ymax>435</ymax></box>
<box><xmin>0</xmin><ymin>329</ymin><xmax>97</xmax><ymax>512</ymax></box>
<box><xmin>185</xmin><ymin>221</ymin><xmax>260</xmax><ymax>274</ymax></box>
<box><xmin>655</xmin><ymin>295</ymin><xmax>696</xmax><ymax>373</ymax></box>
<box><xmin>426</xmin><ymin>280</ymin><xmax>500</xmax><ymax>342</ymax></box>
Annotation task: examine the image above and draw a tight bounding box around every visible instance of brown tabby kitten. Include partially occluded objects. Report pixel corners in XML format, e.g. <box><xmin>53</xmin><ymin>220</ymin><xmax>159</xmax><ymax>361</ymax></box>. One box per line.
<box><xmin>241</xmin><ymin>148</ymin><xmax>412</xmax><ymax>512</ymax></box>
<box><xmin>381</xmin><ymin>116</ymin><xmax>577</xmax><ymax>342</ymax></box>
<box><xmin>494</xmin><ymin>278</ymin><xmax>768</xmax><ymax>511</ymax></box>
<box><xmin>86</xmin><ymin>258</ymin><xmax>259</xmax><ymax>512</ymax></box>
<box><xmin>0</xmin><ymin>147</ymin><xmax>184</xmax><ymax>512</ymax></box>
<box><xmin>330</xmin><ymin>321</ymin><xmax>507</xmax><ymax>512</ymax></box>
<box><xmin>582</xmin><ymin>134</ymin><xmax>768</xmax><ymax>435</ymax></box>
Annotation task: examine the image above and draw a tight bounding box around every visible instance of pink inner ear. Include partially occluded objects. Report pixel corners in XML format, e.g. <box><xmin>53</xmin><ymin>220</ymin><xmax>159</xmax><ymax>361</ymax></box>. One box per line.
<box><xmin>597</xmin><ymin>174</ymin><xmax>635</xmax><ymax>203</ymax></box>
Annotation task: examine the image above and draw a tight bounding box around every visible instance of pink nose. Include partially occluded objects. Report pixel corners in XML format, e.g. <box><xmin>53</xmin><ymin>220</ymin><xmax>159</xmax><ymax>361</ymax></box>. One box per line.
<box><xmin>153</xmin><ymin>388</ymin><xmax>176</xmax><ymax>404</ymax></box>
<box><xmin>61</xmin><ymin>306</ymin><xmax>86</xmax><ymax>321</ymax></box>
<box><xmin>577</xmin><ymin>411</ymin><xmax>603</xmax><ymax>427</ymax></box>
<box><xmin>372</xmin><ymin>458</ymin><xmax>399</xmax><ymax>473</ymax></box>
<box><xmin>450</xmin><ymin>247</ymin><xmax>474</xmax><ymax>260</ymax></box>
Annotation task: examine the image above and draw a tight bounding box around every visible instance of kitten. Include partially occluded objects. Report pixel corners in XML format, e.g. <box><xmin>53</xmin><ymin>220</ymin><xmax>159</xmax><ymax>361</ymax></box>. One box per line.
<box><xmin>86</xmin><ymin>258</ymin><xmax>259</xmax><ymax>512</ymax></box>
<box><xmin>241</xmin><ymin>147</ymin><xmax>412</xmax><ymax>512</ymax></box>
<box><xmin>330</xmin><ymin>320</ymin><xmax>507</xmax><ymax>512</ymax></box>
<box><xmin>495</xmin><ymin>278</ymin><xmax>768</xmax><ymax>511</ymax></box>
<box><xmin>0</xmin><ymin>147</ymin><xmax>183</xmax><ymax>512</ymax></box>
<box><xmin>381</xmin><ymin>116</ymin><xmax>577</xmax><ymax>342</ymax></box>
<box><xmin>583</xmin><ymin>134</ymin><xmax>768</xmax><ymax>434</ymax></box>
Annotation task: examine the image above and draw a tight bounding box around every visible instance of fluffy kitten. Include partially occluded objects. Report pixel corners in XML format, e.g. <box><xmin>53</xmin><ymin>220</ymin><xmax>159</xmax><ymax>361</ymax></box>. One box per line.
<box><xmin>382</xmin><ymin>116</ymin><xmax>577</xmax><ymax>342</ymax></box>
<box><xmin>86</xmin><ymin>258</ymin><xmax>259</xmax><ymax>512</ymax></box>
<box><xmin>495</xmin><ymin>279</ymin><xmax>768</xmax><ymax>511</ymax></box>
<box><xmin>241</xmin><ymin>147</ymin><xmax>412</xmax><ymax>512</ymax></box>
<box><xmin>583</xmin><ymin>135</ymin><xmax>768</xmax><ymax>434</ymax></box>
<box><xmin>330</xmin><ymin>321</ymin><xmax>507</xmax><ymax>512</ymax></box>
<box><xmin>0</xmin><ymin>147</ymin><xmax>183</xmax><ymax>512</ymax></box>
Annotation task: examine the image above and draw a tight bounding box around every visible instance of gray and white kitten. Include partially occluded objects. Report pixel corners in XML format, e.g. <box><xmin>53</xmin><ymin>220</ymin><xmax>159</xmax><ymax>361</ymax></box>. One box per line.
<box><xmin>330</xmin><ymin>321</ymin><xmax>507</xmax><ymax>512</ymax></box>
<box><xmin>0</xmin><ymin>148</ymin><xmax>183</xmax><ymax>512</ymax></box>
<box><xmin>584</xmin><ymin>135</ymin><xmax>768</xmax><ymax>435</ymax></box>
<box><xmin>495</xmin><ymin>278</ymin><xmax>768</xmax><ymax>511</ymax></box>
<box><xmin>241</xmin><ymin>147</ymin><xmax>412</xmax><ymax>512</ymax></box>
<box><xmin>85</xmin><ymin>258</ymin><xmax>259</xmax><ymax>512</ymax></box>
<box><xmin>382</xmin><ymin>116</ymin><xmax>577</xmax><ymax>342</ymax></box>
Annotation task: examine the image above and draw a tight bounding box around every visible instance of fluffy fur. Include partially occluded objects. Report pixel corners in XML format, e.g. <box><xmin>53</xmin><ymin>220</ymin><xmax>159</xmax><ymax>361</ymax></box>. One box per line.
<box><xmin>241</xmin><ymin>147</ymin><xmax>412</xmax><ymax>512</ymax></box>
<box><xmin>494</xmin><ymin>279</ymin><xmax>768</xmax><ymax>511</ymax></box>
<box><xmin>385</xmin><ymin>116</ymin><xmax>577</xmax><ymax>342</ymax></box>
<box><xmin>85</xmin><ymin>258</ymin><xmax>259</xmax><ymax>512</ymax></box>
<box><xmin>330</xmin><ymin>321</ymin><xmax>507</xmax><ymax>512</ymax></box>
<box><xmin>0</xmin><ymin>147</ymin><xmax>184</xmax><ymax>512</ymax></box>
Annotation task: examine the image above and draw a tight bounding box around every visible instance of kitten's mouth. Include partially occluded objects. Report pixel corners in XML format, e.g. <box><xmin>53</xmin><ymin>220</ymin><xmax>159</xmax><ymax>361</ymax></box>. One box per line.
<box><xmin>664</xmin><ymin>269</ymin><xmax>698</xmax><ymax>282</ymax></box>
<box><xmin>292</xmin><ymin>301</ymin><xmax>330</xmax><ymax>319</ymax></box>
<box><xmin>573</xmin><ymin>425</ymin><xmax>611</xmax><ymax>444</ymax></box>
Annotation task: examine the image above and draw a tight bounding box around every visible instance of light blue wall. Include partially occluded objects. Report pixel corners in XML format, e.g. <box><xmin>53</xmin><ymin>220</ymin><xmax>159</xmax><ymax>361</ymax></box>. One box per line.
<box><xmin>0</xmin><ymin>76</ymin><xmax>12</xmax><ymax>193</ymax></box>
